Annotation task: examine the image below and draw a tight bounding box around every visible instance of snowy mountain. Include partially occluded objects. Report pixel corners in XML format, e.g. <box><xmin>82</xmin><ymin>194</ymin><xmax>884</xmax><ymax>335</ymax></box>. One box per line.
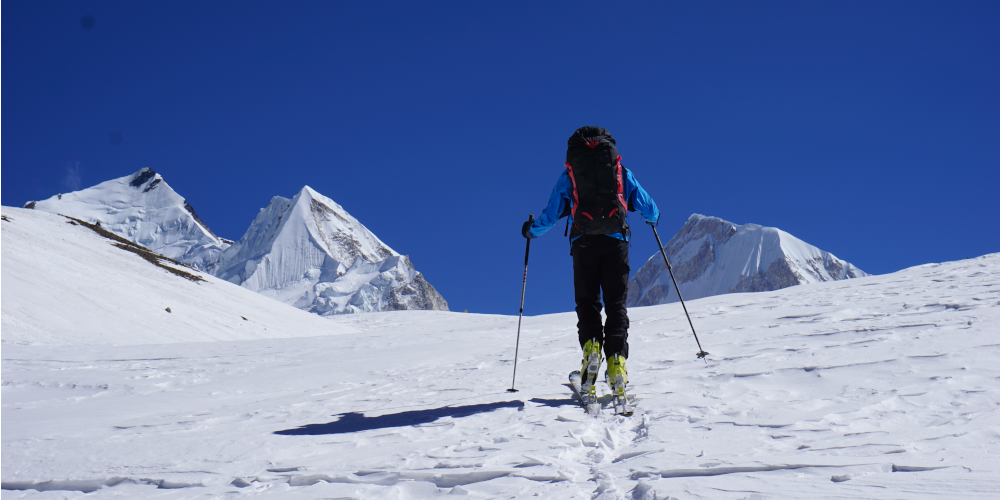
<box><xmin>23</xmin><ymin>169</ymin><xmax>448</xmax><ymax>315</ymax></box>
<box><xmin>215</xmin><ymin>186</ymin><xmax>448</xmax><ymax>315</ymax></box>
<box><xmin>629</xmin><ymin>214</ymin><xmax>866</xmax><ymax>307</ymax></box>
<box><xmin>23</xmin><ymin>168</ymin><xmax>230</xmax><ymax>274</ymax></box>
<box><xmin>4</xmin><ymin>204</ymin><xmax>999</xmax><ymax>499</ymax></box>
<box><xmin>0</xmin><ymin>207</ymin><xmax>356</xmax><ymax>345</ymax></box>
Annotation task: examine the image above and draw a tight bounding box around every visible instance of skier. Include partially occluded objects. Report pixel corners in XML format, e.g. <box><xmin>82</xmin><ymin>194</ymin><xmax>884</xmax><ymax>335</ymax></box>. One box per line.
<box><xmin>521</xmin><ymin>126</ymin><xmax>659</xmax><ymax>409</ymax></box>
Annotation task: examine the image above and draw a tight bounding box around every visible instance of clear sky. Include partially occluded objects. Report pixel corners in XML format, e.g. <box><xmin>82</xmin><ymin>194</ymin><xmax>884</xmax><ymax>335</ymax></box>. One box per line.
<box><xmin>4</xmin><ymin>1</ymin><xmax>998</xmax><ymax>316</ymax></box>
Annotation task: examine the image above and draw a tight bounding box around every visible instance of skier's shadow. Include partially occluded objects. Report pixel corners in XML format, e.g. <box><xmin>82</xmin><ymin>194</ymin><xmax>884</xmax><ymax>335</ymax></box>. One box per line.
<box><xmin>529</xmin><ymin>394</ymin><xmax>578</xmax><ymax>408</ymax></box>
<box><xmin>275</xmin><ymin>400</ymin><xmax>525</xmax><ymax>436</ymax></box>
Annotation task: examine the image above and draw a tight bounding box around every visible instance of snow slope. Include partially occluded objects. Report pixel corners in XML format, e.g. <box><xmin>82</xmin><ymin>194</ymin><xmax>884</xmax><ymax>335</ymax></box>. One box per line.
<box><xmin>629</xmin><ymin>214</ymin><xmax>866</xmax><ymax>307</ymax></box>
<box><xmin>24</xmin><ymin>168</ymin><xmax>230</xmax><ymax>274</ymax></box>
<box><xmin>215</xmin><ymin>186</ymin><xmax>448</xmax><ymax>315</ymax></box>
<box><xmin>3</xmin><ymin>205</ymin><xmax>999</xmax><ymax>499</ymax></box>
<box><xmin>1</xmin><ymin>207</ymin><xmax>356</xmax><ymax>345</ymax></box>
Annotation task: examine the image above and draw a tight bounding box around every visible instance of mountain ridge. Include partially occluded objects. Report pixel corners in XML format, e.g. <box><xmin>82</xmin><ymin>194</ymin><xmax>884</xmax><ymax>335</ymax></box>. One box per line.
<box><xmin>25</xmin><ymin>170</ymin><xmax>449</xmax><ymax>315</ymax></box>
<box><xmin>25</xmin><ymin>168</ymin><xmax>229</xmax><ymax>274</ymax></box>
<box><xmin>629</xmin><ymin>214</ymin><xmax>866</xmax><ymax>307</ymax></box>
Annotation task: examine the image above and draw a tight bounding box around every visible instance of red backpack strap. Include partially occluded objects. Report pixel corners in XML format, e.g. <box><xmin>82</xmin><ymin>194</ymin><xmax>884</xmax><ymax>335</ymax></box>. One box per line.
<box><xmin>614</xmin><ymin>156</ymin><xmax>627</xmax><ymax>211</ymax></box>
<box><xmin>565</xmin><ymin>162</ymin><xmax>580</xmax><ymax>221</ymax></box>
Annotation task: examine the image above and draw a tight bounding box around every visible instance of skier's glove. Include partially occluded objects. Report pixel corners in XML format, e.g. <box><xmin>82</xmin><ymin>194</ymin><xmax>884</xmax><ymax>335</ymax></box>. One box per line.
<box><xmin>522</xmin><ymin>219</ymin><xmax>536</xmax><ymax>239</ymax></box>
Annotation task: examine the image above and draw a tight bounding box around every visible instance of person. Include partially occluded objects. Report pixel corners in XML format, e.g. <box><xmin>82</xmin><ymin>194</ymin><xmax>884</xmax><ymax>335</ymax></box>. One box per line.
<box><xmin>521</xmin><ymin>126</ymin><xmax>659</xmax><ymax>404</ymax></box>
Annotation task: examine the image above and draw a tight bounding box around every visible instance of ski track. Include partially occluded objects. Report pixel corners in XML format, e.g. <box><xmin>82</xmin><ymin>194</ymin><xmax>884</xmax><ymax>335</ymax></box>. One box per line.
<box><xmin>3</xmin><ymin>211</ymin><xmax>1000</xmax><ymax>499</ymax></box>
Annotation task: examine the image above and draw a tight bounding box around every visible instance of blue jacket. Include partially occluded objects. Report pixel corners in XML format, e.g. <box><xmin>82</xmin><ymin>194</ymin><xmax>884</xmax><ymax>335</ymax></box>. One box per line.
<box><xmin>528</xmin><ymin>166</ymin><xmax>659</xmax><ymax>241</ymax></box>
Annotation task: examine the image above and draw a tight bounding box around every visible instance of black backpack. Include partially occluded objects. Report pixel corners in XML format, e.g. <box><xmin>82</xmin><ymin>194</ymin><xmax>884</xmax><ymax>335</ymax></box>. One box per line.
<box><xmin>565</xmin><ymin>126</ymin><xmax>630</xmax><ymax>237</ymax></box>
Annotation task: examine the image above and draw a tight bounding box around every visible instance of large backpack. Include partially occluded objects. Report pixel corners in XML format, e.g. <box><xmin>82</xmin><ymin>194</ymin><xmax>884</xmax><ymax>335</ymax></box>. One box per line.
<box><xmin>565</xmin><ymin>126</ymin><xmax>629</xmax><ymax>237</ymax></box>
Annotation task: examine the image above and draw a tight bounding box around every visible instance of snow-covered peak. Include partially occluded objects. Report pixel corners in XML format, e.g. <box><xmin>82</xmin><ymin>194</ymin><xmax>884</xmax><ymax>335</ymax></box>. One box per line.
<box><xmin>216</xmin><ymin>186</ymin><xmax>447</xmax><ymax>315</ymax></box>
<box><xmin>25</xmin><ymin>168</ymin><xmax>229</xmax><ymax>273</ymax></box>
<box><xmin>629</xmin><ymin>214</ymin><xmax>866</xmax><ymax>306</ymax></box>
<box><xmin>293</xmin><ymin>185</ymin><xmax>398</xmax><ymax>263</ymax></box>
<box><xmin>216</xmin><ymin>187</ymin><xmax>396</xmax><ymax>282</ymax></box>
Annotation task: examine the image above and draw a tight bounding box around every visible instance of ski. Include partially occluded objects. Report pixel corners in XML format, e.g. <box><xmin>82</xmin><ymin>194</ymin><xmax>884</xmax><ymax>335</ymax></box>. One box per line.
<box><xmin>568</xmin><ymin>370</ymin><xmax>601</xmax><ymax>416</ymax></box>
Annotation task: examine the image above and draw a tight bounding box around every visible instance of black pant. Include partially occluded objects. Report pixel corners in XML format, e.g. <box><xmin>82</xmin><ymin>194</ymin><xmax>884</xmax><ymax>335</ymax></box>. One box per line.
<box><xmin>572</xmin><ymin>235</ymin><xmax>630</xmax><ymax>359</ymax></box>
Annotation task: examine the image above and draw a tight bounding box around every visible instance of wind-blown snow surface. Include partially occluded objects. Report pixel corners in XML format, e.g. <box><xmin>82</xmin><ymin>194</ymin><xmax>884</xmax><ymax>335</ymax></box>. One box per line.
<box><xmin>629</xmin><ymin>214</ymin><xmax>866</xmax><ymax>307</ymax></box>
<box><xmin>215</xmin><ymin>186</ymin><xmax>448</xmax><ymax>315</ymax></box>
<box><xmin>24</xmin><ymin>168</ymin><xmax>229</xmax><ymax>274</ymax></box>
<box><xmin>3</xmin><ymin>207</ymin><xmax>999</xmax><ymax>499</ymax></box>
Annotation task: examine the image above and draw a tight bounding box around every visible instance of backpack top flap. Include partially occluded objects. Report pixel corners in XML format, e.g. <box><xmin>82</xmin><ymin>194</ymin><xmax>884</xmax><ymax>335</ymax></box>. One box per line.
<box><xmin>566</xmin><ymin>126</ymin><xmax>616</xmax><ymax>162</ymax></box>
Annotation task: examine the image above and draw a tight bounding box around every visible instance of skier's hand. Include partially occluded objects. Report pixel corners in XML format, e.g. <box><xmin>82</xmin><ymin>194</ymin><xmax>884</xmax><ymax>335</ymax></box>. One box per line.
<box><xmin>522</xmin><ymin>219</ymin><xmax>536</xmax><ymax>239</ymax></box>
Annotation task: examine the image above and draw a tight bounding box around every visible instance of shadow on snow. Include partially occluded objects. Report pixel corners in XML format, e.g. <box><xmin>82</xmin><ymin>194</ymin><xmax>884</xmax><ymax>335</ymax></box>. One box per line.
<box><xmin>528</xmin><ymin>397</ymin><xmax>578</xmax><ymax>408</ymax></box>
<box><xmin>275</xmin><ymin>400</ymin><xmax>525</xmax><ymax>436</ymax></box>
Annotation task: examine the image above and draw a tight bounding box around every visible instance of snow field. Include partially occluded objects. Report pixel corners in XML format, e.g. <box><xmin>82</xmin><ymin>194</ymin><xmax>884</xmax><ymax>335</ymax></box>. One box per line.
<box><xmin>3</xmin><ymin>206</ymin><xmax>1000</xmax><ymax>498</ymax></box>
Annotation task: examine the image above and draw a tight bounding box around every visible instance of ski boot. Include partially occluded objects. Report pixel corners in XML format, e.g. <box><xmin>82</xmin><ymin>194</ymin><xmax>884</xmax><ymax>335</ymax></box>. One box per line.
<box><xmin>580</xmin><ymin>338</ymin><xmax>603</xmax><ymax>409</ymax></box>
<box><xmin>605</xmin><ymin>354</ymin><xmax>631</xmax><ymax>415</ymax></box>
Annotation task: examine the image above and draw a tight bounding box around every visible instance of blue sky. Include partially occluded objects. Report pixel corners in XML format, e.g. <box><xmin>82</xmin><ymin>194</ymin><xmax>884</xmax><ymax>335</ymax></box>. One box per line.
<box><xmin>4</xmin><ymin>1</ymin><xmax>998</xmax><ymax>316</ymax></box>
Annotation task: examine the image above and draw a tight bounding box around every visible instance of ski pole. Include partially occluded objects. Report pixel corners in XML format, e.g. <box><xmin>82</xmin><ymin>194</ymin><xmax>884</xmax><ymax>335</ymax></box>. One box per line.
<box><xmin>649</xmin><ymin>222</ymin><xmax>709</xmax><ymax>362</ymax></box>
<box><xmin>508</xmin><ymin>214</ymin><xmax>534</xmax><ymax>392</ymax></box>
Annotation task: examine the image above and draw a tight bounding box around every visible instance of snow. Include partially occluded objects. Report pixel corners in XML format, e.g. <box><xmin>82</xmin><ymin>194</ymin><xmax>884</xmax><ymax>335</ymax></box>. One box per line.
<box><xmin>630</xmin><ymin>214</ymin><xmax>867</xmax><ymax>308</ymax></box>
<box><xmin>3</xmin><ymin>205</ymin><xmax>1000</xmax><ymax>499</ymax></box>
<box><xmin>25</xmin><ymin>168</ymin><xmax>229</xmax><ymax>274</ymax></box>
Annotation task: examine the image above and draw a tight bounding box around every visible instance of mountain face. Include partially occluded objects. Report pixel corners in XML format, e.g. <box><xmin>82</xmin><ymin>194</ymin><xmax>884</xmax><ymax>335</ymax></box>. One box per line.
<box><xmin>215</xmin><ymin>186</ymin><xmax>448</xmax><ymax>315</ymax></box>
<box><xmin>24</xmin><ymin>168</ymin><xmax>229</xmax><ymax>273</ymax></box>
<box><xmin>24</xmin><ymin>170</ymin><xmax>448</xmax><ymax>316</ymax></box>
<box><xmin>628</xmin><ymin>214</ymin><xmax>866</xmax><ymax>307</ymax></box>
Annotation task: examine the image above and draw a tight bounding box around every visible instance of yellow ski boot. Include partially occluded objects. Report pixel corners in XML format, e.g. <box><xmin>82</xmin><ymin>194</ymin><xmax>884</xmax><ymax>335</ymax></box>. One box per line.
<box><xmin>580</xmin><ymin>338</ymin><xmax>603</xmax><ymax>410</ymax></box>
<box><xmin>605</xmin><ymin>354</ymin><xmax>631</xmax><ymax>415</ymax></box>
